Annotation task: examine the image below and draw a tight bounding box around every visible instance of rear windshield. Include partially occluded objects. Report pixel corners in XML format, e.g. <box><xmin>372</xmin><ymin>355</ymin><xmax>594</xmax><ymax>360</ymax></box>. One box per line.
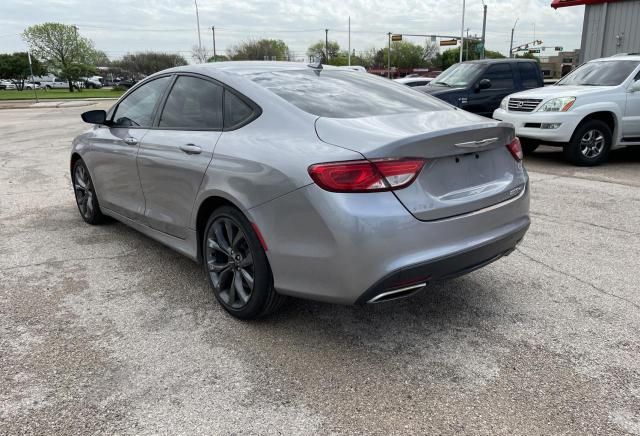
<box><xmin>249</xmin><ymin>69</ymin><xmax>448</xmax><ymax>118</ymax></box>
<box><xmin>556</xmin><ymin>60</ymin><xmax>640</xmax><ymax>86</ymax></box>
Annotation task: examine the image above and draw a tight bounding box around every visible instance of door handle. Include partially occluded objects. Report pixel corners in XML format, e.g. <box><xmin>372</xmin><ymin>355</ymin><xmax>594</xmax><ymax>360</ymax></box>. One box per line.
<box><xmin>180</xmin><ymin>144</ymin><xmax>202</xmax><ymax>155</ymax></box>
<box><xmin>123</xmin><ymin>137</ymin><xmax>138</xmax><ymax>145</ymax></box>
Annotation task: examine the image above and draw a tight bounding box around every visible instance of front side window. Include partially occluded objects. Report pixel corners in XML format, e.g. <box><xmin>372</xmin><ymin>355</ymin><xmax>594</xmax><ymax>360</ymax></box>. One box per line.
<box><xmin>482</xmin><ymin>64</ymin><xmax>514</xmax><ymax>89</ymax></box>
<box><xmin>518</xmin><ymin>63</ymin><xmax>540</xmax><ymax>88</ymax></box>
<box><xmin>112</xmin><ymin>76</ymin><xmax>171</xmax><ymax>127</ymax></box>
<box><xmin>250</xmin><ymin>69</ymin><xmax>448</xmax><ymax>118</ymax></box>
<box><xmin>159</xmin><ymin>76</ymin><xmax>223</xmax><ymax>129</ymax></box>
<box><xmin>557</xmin><ymin>60</ymin><xmax>640</xmax><ymax>86</ymax></box>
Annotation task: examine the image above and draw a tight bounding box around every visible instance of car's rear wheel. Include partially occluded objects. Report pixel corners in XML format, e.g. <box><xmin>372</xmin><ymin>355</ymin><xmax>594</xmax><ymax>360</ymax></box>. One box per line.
<box><xmin>564</xmin><ymin>120</ymin><xmax>611</xmax><ymax>166</ymax></box>
<box><xmin>72</xmin><ymin>159</ymin><xmax>105</xmax><ymax>224</ymax></box>
<box><xmin>203</xmin><ymin>206</ymin><xmax>285</xmax><ymax>319</ymax></box>
<box><xmin>519</xmin><ymin>138</ymin><xmax>539</xmax><ymax>155</ymax></box>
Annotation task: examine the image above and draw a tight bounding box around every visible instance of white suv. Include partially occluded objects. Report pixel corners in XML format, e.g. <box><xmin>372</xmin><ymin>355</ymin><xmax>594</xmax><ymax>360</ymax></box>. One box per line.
<box><xmin>493</xmin><ymin>54</ymin><xmax>640</xmax><ymax>166</ymax></box>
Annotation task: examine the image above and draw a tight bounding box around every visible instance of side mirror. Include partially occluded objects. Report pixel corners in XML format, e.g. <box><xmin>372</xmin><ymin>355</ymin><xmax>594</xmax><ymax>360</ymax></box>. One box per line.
<box><xmin>631</xmin><ymin>80</ymin><xmax>640</xmax><ymax>92</ymax></box>
<box><xmin>81</xmin><ymin>110</ymin><xmax>109</xmax><ymax>125</ymax></box>
<box><xmin>477</xmin><ymin>78</ymin><xmax>492</xmax><ymax>91</ymax></box>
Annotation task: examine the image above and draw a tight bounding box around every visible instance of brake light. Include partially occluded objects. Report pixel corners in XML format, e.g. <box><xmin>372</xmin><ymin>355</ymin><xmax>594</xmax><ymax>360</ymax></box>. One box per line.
<box><xmin>308</xmin><ymin>158</ymin><xmax>426</xmax><ymax>193</ymax></box>
<box><xmin>506</xmin><ymin>137</ymin><xmax>523</xmax><ymax>161</ymax></box>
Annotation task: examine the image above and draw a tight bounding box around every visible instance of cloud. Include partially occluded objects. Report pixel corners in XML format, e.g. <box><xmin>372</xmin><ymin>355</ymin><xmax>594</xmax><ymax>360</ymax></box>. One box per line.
<box><xmin>0</xmin><ymin>0</ymin><xmax>584</xmax><ymax>61</ymax></box>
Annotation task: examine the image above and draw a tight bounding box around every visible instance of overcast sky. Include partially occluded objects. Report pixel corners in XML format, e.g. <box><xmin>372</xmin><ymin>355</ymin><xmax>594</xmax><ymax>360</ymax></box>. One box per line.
<box><xmin>0</xmin><ymin>0</ymin><xmax>584</xmax><ymax>62</ymax></box>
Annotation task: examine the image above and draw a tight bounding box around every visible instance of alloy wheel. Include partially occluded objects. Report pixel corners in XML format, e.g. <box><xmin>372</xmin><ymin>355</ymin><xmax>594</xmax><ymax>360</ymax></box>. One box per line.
<box><xmin>579</xmin><ymin>129</ymin><xmax>605</xmax><ymax>159</ymax></box>
<box><xmin>74</xmin><ymin>164</ymin><xmax>94</xmax><ymax>219</ymax></box>
<box><xmin>205</xmin><ymin>217</ymin><xmax>255</xmax><ymax>309</ymax></box>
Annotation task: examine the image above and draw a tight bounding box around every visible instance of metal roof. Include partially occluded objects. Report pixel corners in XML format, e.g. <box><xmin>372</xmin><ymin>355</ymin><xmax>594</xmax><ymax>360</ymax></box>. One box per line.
<box><xmin>551</xmin><ymin>0</ymin><xmax>622</xmax><ymax>9</ymax></box>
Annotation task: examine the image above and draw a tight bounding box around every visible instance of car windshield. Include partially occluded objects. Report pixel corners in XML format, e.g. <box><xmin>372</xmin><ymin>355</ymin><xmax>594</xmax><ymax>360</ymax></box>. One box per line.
<box><xmin>430</xmin><ymin>63</ymin><xmax>483</xmax><ymax>87</ymax></box>
<box><xmin>249</xmin><ymin>69</ymin><xmax>448</xmax><ymax>118</ymax></box>
<box><xmin>556</xmin><ymin>60</ymin><xmax>640</xmax><ymax>86</ymax></box>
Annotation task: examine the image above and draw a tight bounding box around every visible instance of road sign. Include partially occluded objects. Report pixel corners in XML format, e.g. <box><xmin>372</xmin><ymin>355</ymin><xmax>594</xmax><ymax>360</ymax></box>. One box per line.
<box><xmin>391</xmin><ymin>34</ymin><xmax>402</xmax><ymax>41</ymax></box>
<box><xmin>528</xmin><ymin>49</ymin><xmax>540</xmax><ymax>54</ymax></box>
<box><xmin>555</xmin><ymin>46</ymin><xmax>563</xmax><ymax>51</ymax></box>
<box><xmin>475</xmin><ymin>43</ymin><xmax>484</xmax><ymax>54</ymax></box>
<box><xmin>440</xmin><ymin>39</ymin><xmax>457</xmax><ymax>46</ymax></box>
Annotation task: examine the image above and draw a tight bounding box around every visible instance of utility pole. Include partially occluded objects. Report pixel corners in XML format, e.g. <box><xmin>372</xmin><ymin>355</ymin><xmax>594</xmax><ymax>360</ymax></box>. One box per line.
<box><xmin>27</xmin><ymin>51</ymin><xmax>38</xmax><ymax>103</ymax></box>
<box><xmin>460</xmin><ymin>0</ymin><xmax>465</xmax><ymax>63</ymax></box>
<box><xmin>348</xmin><ymin>17</ymin><xmax>351</xmax><ymax>66</ymax></box>
<box><xmin>465</xmin><ymin>28</ymin><xmax>470</xmax><ymax>61</ymax></box>
<box><xmin>387</xmin><ymin>32</ymin><xmax>391</xmax><ymax>79</ymax></box>
<box><xmin>194</xmin><ymin>0</ymin><xmax>202</xmax><ymax>58</ymax></box>
<box><xmin>211</xmin><ymin>26</ymin><xmax>216</xmax><ymax>62</ymax></box>
<box><xmin>509</xmin><ymin>18</ymin><xmax>519</xmax><ymax>58</ymax></box>
<box><xmin>481</xmin><ymin>1</ymin><xmax>487</xmax><ymax>59</ymax></box>
<box><xmin>325</xmin><ymin>28</ymin><xmax>329</xmax><ymax>63</ymax></box>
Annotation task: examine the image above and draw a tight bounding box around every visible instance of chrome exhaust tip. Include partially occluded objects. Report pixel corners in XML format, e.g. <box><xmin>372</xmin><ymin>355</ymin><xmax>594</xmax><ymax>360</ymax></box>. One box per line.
<box><xmin>367</xmin><ymin>283</ymin><xmax>427</xmax><ymax>304</ymax></box>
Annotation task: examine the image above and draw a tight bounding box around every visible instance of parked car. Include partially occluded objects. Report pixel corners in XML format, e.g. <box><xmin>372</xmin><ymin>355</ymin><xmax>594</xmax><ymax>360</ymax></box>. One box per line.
<box><xmin>71</xmin><ymin>62</ymin><xmax>530</xmax><ymax>319</ymax></box>
<box><xmin>418</xmin><ymin>59</ymin><xmax>544</xmax><ymax>118</ymax></box>
<box><xmin>394</xmin><ymin>76</ymin><xmax>433</xmax><ymax>87</ymax></box>
<box><xmin>23</xmin><ymin>82</ymin><xmax>40</xmax><ymax>90</ymax></box>
<box><xmin>493</xmin><ymin>54</ymin><xmax>640</xmax><ymax>165</ymax></box>
<box><xmin>0</xmin><ymin>80</ymin><xmax>17</xmax><ymax>90</ymax></box>
<box><xmin>115</xmin><ymin>79</ymin><xmax>136</xmax><ymax>89</ymax></box>
<box><xmin>41</xmin><ymin>78</ymin><xmax>69</xmax><ymax>89</ymax></box>
<box><xmin>84</xmin><ymin>76</ymin><xmax>103</xmax><ymax>89</ymax></box>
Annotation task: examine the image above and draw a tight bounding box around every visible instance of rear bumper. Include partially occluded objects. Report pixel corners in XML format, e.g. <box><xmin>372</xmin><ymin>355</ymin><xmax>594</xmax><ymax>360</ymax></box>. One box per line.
<box><xmin>493</xmin><ymin>108</ymin><xmax>580</xmax><ymax>143</ymax></box>
<box><xmin>354</xmin><ymin>221</ymin><xmax>528</xmax><ymax>304</ymax></box>
<box><xmin>249</xmin><ymin>181</ymin><xmax>530</xmax><ymax>305</ymax></box>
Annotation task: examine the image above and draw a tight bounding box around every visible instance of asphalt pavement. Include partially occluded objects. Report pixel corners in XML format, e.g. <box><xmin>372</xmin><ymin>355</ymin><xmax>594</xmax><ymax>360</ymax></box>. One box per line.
<box><xmin>1</xmin><ymin>103</ymin><xmax>639</xmax><ymax>435</ymax></box>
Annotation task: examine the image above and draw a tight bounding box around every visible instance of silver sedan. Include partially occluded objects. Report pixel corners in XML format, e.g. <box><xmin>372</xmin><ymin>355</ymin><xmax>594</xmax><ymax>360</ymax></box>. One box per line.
<box><xmin>71</xmin><ymin>62</ymin><xmax>530</xmax><ymax>319</ymax></box>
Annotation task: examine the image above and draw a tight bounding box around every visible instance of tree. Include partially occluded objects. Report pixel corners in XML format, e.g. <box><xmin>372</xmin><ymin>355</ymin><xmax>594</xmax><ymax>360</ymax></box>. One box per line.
<box><xmin>229</xmin><ymin>39</ymin><xmax>291</xmax><ymax>61</ymax></box>
<box><xmin>372</xmin><ymin>41</ymin><xmax>429</xmax><ymax>69</ymax></box>
<box><xmin>115</xmin><ymin>52</ymin><xmax>188</xmax><ymax>77</ymax></box>
<box><xmin>207</xmin><ymin>54</ymin><xmax>229</xmax><ymax>62</ymax></box>
<box><xmin>438</xmin><ymin>41</ymin><xmax>506</xmax><ymax>69</ymax></box>
<box><xmin>0</xmin><ymin>52</ymin><xmax>46</xmax><ymax>90</ymax></box>
<box><xmin>516</xmin><ymin>52</ymin><xmax>540</xmax><ymax>62</ymax></box>
<box><xmin>92</xmin><ymin>50</ymin><xmax>111</xmax><ymax>67</ymax></box>
<box><xmin>23</xmin><ymin>23</ymin><xmax>99</xmax><ymax>92</ymax></box>
<box><xmin>191</xmin><ymin>45</ymin><xmax>210</xmax><ymax>64</ymax></box>
<box><xmin>307</xmin><ymin>40</ymin><xmax>340</xmax><ymax>63</ymax></box>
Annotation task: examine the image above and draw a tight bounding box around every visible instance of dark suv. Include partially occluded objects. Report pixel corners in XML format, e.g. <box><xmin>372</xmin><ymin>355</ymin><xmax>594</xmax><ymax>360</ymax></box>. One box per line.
<box><xmin>418</xmin><ymin>59</ymin><xmax>544</xmax><ymax>118</ymax></box>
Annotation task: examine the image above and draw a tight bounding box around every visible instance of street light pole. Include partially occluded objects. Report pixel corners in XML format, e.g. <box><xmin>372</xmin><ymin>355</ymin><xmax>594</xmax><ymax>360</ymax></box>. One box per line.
<box><xmin>509</xmin><ymin>18</ymin><xmax>519</xmax><ymax>58</ymax></box>
<box><xmin>211</xmin><ymin>26</ymin><xmax>216</xmax><ymax>62</ymax></box>
<box><xmin>194</xmin><ymin>0</ymin><xmax>202</xmax><ymax>57</ymax></box>
<box><xmin>481</xmin><ymin>1</ymin><xmax>487</xmax><ymax>59</ymax></box>
<box><xmin>460</xmin><ymin>0</ymin><xmax>465</xmax><ymax>63</ymax></box>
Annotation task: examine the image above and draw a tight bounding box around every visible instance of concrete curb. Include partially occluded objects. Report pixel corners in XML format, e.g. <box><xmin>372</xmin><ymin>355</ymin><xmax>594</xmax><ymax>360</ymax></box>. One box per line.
<box><xmin>0</xmin><ymin>98</ymin><xmax>117</xmax><ymax>110</ymax></box>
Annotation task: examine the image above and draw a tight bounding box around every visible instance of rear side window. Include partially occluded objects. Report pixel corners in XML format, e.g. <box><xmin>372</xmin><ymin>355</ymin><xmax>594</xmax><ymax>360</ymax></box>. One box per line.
<box><xmin>159</xmin><ymin>76</ymin><xmax>223</xmax><ymax>130</ymax></box>
<box><xmin>482</xmin><ymin>64</ymin><xmax>514</xmax><ymax>89</ymax></box>
<box><xmin>224</xmin><ymin>90</ymin><xmax>254</xmax><ymax>128</ymax></box>
<box><xmin>112</xmin><ymin>76</ymin><xmax>171</xmax><ymax>127</ymax></box>
<box><xmin>250</xmin><ymin>69</ymin><xmax>448</xmax><ymax>118</ymax></box>
<box><xmin>518</xmin><ymin>63</ymin><xmax>540</xmax><ymax>88</ymax></box>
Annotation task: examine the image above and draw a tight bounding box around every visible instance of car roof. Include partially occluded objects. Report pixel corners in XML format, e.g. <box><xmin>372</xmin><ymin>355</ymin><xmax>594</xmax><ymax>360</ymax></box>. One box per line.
<box><xmin>462</xmin><ymin>58</ymin><xmax>538</xmax><ymax>64</ymax></box>
<box><xmin>591</xmin><ymin>54</ymin><xmax>640</xmax><ymax>62</ymax></box>
<box><xmin>165</xmin><ymin>61</ymin><xmax>345</xmax><ymax>76</ymax></box>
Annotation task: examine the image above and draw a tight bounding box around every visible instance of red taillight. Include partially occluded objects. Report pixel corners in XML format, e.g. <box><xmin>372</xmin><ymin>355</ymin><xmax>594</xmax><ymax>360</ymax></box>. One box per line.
<box><xmin>506</xmin><ymin>137</ymin><xmax>523</xmax><ymax>161</ymax></box>
<box><xmin>308</xmin><ymin>158</ymin><xmax>425</xmax><ymax>193</ymax></box>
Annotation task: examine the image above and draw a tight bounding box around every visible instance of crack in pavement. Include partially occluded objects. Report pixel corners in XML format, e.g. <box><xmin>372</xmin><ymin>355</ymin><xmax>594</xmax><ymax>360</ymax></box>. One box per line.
<box><xmin>515</xmin><ymin>247</ymin><xmax>640</xmax><ymax>310</ymax></box>
<box><xmin>0</xmin><ymin>251</ymin><xmax>138</xmax><ymax>272</ymax></box>
<box><xmin>530</xmin><ymin>211</ymin><xmax>640</xmax><ymax>237</ymax></box>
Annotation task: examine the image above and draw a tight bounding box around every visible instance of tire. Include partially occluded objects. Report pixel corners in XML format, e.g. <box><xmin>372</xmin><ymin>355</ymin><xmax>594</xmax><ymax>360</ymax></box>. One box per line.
<box><xmin>203</xmin><ymin>206</ymin><xmax>286</xmax><ymax>319</ymax></box>
<box><xmin>563</xmin><ymin>120</ymin><xmax>612</xmax><ymax>166</ymax></box>
<box><xmin>72</xmin><ymin>159</ymin><xmax>105</xmax><ymax>224</ymax></box>
<box><xmin>520</xmin><ymin>138</ymin><xmax>540</xmax><ymax>155</ymax></box>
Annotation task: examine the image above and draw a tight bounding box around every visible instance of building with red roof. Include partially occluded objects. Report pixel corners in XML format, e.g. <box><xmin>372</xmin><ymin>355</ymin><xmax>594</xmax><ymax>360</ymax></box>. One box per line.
<box><xmin>551</xmin><ymin>0</ymin><xmax>639</xmax><ymax>61</ymax></box>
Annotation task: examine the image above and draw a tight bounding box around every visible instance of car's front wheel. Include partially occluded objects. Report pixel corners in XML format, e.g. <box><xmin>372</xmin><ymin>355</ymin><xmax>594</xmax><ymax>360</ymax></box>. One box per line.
<box><xmin>203</xmin><ymin>206</ymin><xmax>285</xmax><ymax>319</ymax></box>
<box><xmin>72</xmin><ymin>159</ymin><xmax>105</xmax><ymax>224</ymax></box>
<box><xmin>564</xmin><ymin>120</ymin><xmax>612</xmax><ymax>166</ymax></box>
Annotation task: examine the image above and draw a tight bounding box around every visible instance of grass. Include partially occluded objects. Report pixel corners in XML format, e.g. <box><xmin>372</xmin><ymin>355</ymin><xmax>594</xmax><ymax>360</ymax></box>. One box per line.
<box><xmin>0</xmin><ymin>88</ymin><xmax>124</xmax><ymax>101</ymax></box>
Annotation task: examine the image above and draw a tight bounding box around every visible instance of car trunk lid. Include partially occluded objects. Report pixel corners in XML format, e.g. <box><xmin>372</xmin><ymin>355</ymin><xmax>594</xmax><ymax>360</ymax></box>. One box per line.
<box><xmin>314</xmin><ymin>110</ymin><xmax>527</xmax><ymax>221</ymax></box>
